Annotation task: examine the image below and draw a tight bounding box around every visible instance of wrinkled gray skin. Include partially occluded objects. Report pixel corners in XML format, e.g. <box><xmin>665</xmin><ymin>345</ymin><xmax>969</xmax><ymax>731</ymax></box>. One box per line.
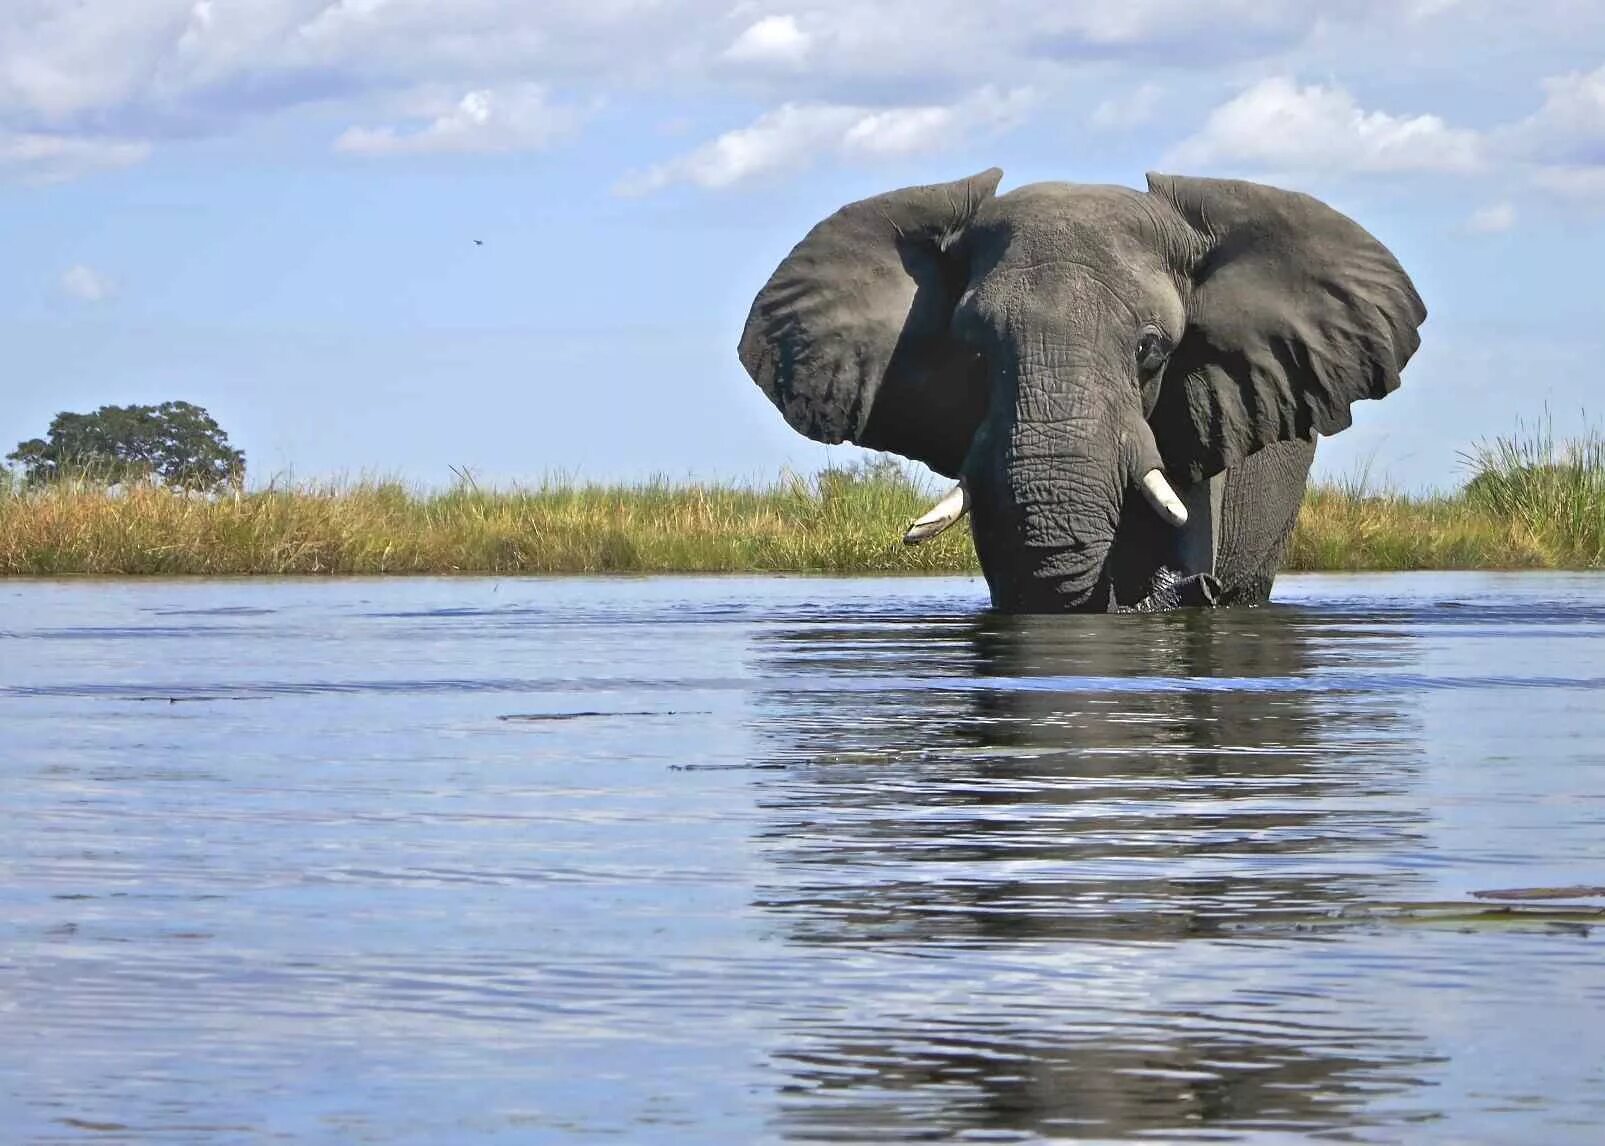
<box><xmin>738</xmin><ymin>170</ymin><xmax>1426</xmax><ymax>613</ymax></box>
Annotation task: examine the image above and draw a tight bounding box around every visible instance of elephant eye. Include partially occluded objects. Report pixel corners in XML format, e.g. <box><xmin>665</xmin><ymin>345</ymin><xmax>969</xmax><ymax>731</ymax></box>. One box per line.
<box><xmin>1136</xmin><ymin>328</ymin><xmax>1172</xmax><ymax>374</ymax></box>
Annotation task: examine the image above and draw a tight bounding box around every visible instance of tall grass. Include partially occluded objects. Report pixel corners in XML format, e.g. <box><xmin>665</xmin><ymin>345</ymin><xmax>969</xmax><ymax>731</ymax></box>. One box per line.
<box><xmin>1460</xmin><ymin>417</ymin><xmax>1605</xmax><ymax>567</ymax></box>
<box><xmin>0</xmin><ymin>459</ymin><xmax>977</xmax><ymax>576</ymax></box>
<box><xmin>1287</xmin><ymin>419</ymin><xmax>1605</xmax><ymax>572</ymax></box>
<box><xmin>2</xmin><ymin>427</ymin><xmax>1602</xmax><ymax>576</ymax></box>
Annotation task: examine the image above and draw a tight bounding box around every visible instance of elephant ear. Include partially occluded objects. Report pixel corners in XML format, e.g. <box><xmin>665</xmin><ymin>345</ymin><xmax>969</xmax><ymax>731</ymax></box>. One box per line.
<box><xmin>1145</xmin><ymin>173</ymin><xmax>1427</xmax><ymax>485</ymax></box>
<box><xmin>737</xmin><ymin>169</ymin><xmax>1002</xmax><ymax>478</ymax></box>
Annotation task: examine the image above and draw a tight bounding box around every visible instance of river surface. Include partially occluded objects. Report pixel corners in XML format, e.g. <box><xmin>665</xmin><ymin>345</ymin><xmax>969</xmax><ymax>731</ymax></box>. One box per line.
<box><xmin>2</xmin><ymin>573</ymin><xmax>1603</xmax><ymax>1143</ymax></box>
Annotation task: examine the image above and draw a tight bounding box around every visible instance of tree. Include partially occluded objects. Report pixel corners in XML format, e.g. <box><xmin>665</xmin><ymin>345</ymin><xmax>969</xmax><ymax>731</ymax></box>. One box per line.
<box><xmin>7</xmin><ymin>402</ymin><xmax>245</xmax><ymax>491</ymax></box>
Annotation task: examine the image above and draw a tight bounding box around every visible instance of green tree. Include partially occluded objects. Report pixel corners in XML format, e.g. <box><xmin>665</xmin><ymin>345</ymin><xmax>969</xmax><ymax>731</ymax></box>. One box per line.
<box><xmin>7</xmin><ymin>402</ymin><xmax>245</xmax><ymax>491</ymax></box>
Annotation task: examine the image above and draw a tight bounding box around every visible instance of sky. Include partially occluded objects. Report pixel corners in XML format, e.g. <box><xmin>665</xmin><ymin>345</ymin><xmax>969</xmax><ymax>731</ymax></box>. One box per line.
<box><xmin>3</xmin><ymin>1</ymin><xmax>1605</xmax><ymax>493</ymax></box>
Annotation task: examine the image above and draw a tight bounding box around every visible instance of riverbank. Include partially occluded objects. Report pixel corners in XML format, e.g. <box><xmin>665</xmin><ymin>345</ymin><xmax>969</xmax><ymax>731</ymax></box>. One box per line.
<box><xmin>2</xmin><ymin>436</ymin><xmax>1601</xmax><ymax>576</ymax></box>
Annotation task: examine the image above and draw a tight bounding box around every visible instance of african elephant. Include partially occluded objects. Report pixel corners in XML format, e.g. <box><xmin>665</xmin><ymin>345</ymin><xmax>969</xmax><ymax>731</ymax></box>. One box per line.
<box><xmin>736</xmin><ymin>170</ymin><xmax>1426</xmax><ymax>613</ymax></box>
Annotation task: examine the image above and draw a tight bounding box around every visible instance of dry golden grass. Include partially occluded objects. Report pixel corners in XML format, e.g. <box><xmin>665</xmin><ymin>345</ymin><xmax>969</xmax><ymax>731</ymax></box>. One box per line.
<box><xmin>1285</xmin><ymin>486</ymin><xmax>1551</xmax><ymax>572</ymax></box>
<box><xmin>3</xmin><ymin>429</ymin><xmax>1602</xmax><ymax>577</ymax></box>
<box><xmin>0</xmin><ymin>462</ymin><xmax>979</xmax><ymax>576</ymax></box>
<box><xmin>1288</xmin><ymin>423</ymin><xmax>1605</xmax><ymax>572</ymax></box>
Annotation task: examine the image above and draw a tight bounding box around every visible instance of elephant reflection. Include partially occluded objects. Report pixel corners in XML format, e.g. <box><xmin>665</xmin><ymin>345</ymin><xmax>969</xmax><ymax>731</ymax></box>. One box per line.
<box><xmin>744</xmin><ymin>606</ymin><xmax>1434</xmax><ymax>1139</ymax></box>
<box><xmin>751</xmin><ymin>606</ymin><xmax>1427</xmax><ymax>942</ymax></box>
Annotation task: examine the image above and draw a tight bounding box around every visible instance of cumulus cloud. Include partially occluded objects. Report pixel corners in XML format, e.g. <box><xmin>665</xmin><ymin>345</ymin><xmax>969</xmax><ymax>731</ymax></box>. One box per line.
<box><xmin>1466</xmin><ymin>202</ymin><xmax>1517</xmax><ymax>233</ymax></box>
<box><xmin>0</xmin><ymin>3</ymin><xmax>1449</xmax><ymax>128</ymax></box>
<box><xmin>1532</xmin><ymin>165</ymin><xmax>1605</xmax><ymax>203</ymax></box>
<box><xmin>1169</xmin><ymin>77</ymin><xmax>1483</xmax><ymax>175</ymax></box>
<box><xmin>0</xmin><ymin>0</ymin><xmax>195</xmax><ymax>121</ymax></box>
<box><xmin>334</xmin><ymin>84</ymin><xmax>581</xmax><ymax>156</ymax></box>
<box><xmin>0</xmin><ymin>1</ymin><xmax>662</xmax><ymax>165</ymax></box>
<box><xmin>1089</xmin><ymin>83</ymin><xmax>1163</xmax><ymax>130</ymax></box>
<box><xmin>60</xmin><ymin>264</ymin><xmax>116</xmax><ymax>302</ymax></box>
<box><xmin>1038</xmin><ymin>0</ymin><xmax>1315</xmax><ymax>48</ymax></box>
<box><xmin>1508</xmin><ymin>63</ymin><xmax>1605</xmax><ymax>159</ymax></box>
<box><xmin>0</xmin><ymin>0</ymin><xmax>1582</xmax><ymax>193</ymax></box>
<box><xmin>1496</xmin><ymin>64</ymin><xmax>1605</xmax><ymax>202</ymax></box>
<box><xmin>0</xmin><ymin>131</ymin><xmax>150</xmax><ymax>183</ymax></box>
<box><xmin>617</xmin><ymin>86</ymin><xmax>1032</xmax><ymax>194</ymax></box>
<box><xmin>724</xmin><ymin>14</ymin><xmax>811</xmax><ymax>66</ymax></box>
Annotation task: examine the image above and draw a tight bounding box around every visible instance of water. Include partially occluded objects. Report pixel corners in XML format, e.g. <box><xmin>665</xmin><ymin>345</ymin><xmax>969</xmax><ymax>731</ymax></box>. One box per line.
<box><xmin>2</xmin><ymin>572</ymin><xmax>1603</xmax><ymax>1144</ymax></box>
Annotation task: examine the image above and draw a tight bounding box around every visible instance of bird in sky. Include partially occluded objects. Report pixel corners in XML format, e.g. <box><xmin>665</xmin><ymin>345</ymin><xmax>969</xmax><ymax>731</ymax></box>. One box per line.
<box><xmin>473</xmin><ymin>239</ymin><xmax>483</xmax><ymax>246</ymax></box>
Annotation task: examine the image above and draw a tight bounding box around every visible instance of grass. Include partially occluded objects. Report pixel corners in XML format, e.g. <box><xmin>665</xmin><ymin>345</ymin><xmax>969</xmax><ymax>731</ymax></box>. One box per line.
<box><xmin>2</xmin><ymin>428</ymin><xmax>1602</xmax><ymax>577</ymax></box>
<box><xmin>1287</xmin><ymin>420</ymin><xmax>1605</xmax><ymax>572</ymax></box>
<box><xmin>0</xmin><ymin>459</ymin><xmax>976</xmax><ymax>576</ymax></box>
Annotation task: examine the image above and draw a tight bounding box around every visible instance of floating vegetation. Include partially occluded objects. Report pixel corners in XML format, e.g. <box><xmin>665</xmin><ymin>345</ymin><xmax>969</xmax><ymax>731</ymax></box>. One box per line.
<box><xmin>1227</xmin><ymin>897</ymin><xmax>1604</xmax><ymax>937</ymax></box>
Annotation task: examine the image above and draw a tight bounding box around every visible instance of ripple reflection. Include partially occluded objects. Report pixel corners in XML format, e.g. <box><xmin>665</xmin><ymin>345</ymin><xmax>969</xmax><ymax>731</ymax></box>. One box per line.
<box><xmin>750</xmin><ymin>606</ymin><xmax>1441</xmax><ymax>1140</ymax></box>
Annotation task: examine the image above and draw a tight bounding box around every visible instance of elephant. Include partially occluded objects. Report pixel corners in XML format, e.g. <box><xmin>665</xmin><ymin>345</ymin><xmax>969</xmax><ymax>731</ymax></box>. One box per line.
<box><xmin>736</xmin><ymin>169</ymin><xmax>1426</xmax><ymax>613</ymax></box>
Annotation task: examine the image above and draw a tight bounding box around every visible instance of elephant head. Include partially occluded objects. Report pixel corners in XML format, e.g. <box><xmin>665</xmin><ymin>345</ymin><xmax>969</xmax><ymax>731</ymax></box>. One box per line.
<box><xmin>737</xmin><ymin>170</ymin><xmax>1425</xmax><ymax>612</ymax></box>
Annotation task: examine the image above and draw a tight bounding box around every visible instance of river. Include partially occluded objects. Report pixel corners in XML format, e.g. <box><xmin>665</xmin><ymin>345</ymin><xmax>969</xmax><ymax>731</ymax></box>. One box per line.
<box><xmin>3</xmin><ymin>573</ymin><xmax>1602</xmax><ymax>1142</ymax></box>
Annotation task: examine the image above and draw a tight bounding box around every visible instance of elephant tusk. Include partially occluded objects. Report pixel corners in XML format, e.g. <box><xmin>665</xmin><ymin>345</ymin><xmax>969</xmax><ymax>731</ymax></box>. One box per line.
<box><xmin>903</xmin><ymin>482</ymin><xmax>969</xmax><ymax>545</ymax></box>
<box><xmin>1140</xmin><ymin>469</ymin><xmax>1189</xmax><ymax>527</ymax></box>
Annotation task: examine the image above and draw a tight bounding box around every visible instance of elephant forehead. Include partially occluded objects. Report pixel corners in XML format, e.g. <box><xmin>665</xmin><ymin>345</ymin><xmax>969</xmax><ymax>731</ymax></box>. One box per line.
<box><xmin>989</xmin><ymin>182</ymin><xmax>1176</xmax><ymax>261</ymax></box>
<box><xmin>966</xmin><ymin>187</ymin><xmax>1186</xmax><ymax>336</ymax></box>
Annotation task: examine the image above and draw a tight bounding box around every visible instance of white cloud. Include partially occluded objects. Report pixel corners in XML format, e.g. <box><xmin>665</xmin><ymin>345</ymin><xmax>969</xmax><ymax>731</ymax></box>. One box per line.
<box><xmin>0</xmin><ymin>131</ymin><xmax>150</xmax><ymax>183</ymax></box>
<box><xmin>1532</xmin><ymin>165</ymin><xmax>1605</xmax><ymax>202</ymax></box>
<box><xmin>60</xmin><ymin>264</ymin><xmax>116</xmax><ymax>302</ymax></box>
<box><xmin>617</xmin><ymin>86</ymin><xmax>1032</xmax><ymax>194</ymax></box>
<box><xmin>0</xmin><ymin>0</ymin><xmax>196</xmax><ymax>120</ymax></box>
<box><xmin>0</xmin><ymin>2</ymin><xmax>1455</xmax><ymax>129</ymax></box>
<box><xmin>1404</xmin><ymin>0</ymin><xmax>1464</xmax><ymax>16</ymax></box>
<box><xmin>1509</xmin><ymin>63</ymin><xmax>1605</xmax><ymax>160</ymax></box>
<box><xmin>0</xmin><ymin>0</ymin><xmax>1580</xmax><ymax>192</ymax></box>
<box><xmin>616</xmin><ymin>104</ymin><xmax>855</xmax><ymax>193</ymax></box>
<box><xmin>1090</xmin><ymin>83</ymin><xmax>1163</xmax><ymax>130</ymax></box>
<box><xmin>836</xmin><ymin>93</ymin><xmax>1028</xmax><ymax>160</ymax></box>
<box><xmin>1037</xmin><ymin>0</ymin><xmax>1310</xmax><ymax>47</ymax></box>
<box><xmin>1169</xmin><ymin>77</ymin><xmax>1482</xmax><ymax>175</ymax></box>
<box><xmin>335</xmin><ymin>85</ymin><xmax>581</xmax><ymax>156</ymax></box>
<box><xmin>1499</xmin><ymin>64</ymin><xmax>1605</xmax><ymax>203</ymax></box>
<box><xmin>724</xmin><ymin>15</ymin><xmax>811</xmax><ymax>66</ymax></box>
<box><xmin>1466</xmin><ymin>202</ymin><xmax>1516</xmax><ymax>232</ymax></box>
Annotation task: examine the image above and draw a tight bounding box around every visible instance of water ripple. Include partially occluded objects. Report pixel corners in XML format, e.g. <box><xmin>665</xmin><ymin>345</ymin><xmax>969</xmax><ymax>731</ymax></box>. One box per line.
<box><xmin>2</xmin><ymin>574</ymin><xmax>1603</xmax><ymax>1143</ymax></box>
<box><xmin>3</xmin><ymin>668</ymin><xmax>1602</xmax><ymax>702</ymax></box>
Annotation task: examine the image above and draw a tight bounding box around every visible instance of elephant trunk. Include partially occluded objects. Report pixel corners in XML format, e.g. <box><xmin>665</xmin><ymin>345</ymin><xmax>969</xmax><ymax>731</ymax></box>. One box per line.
<box><xmin>966</xmin><ymin>361</ymin><xmax>1179</xmax><ymax>612</ymax></box>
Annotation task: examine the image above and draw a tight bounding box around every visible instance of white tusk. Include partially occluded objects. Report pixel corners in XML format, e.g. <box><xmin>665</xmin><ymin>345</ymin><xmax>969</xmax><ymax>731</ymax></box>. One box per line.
<box><xmin>1140</xmin><ymin>469</ymin><xmax>1189</xmax><ymax>527</ymax></box>
<box><xmin>903</xmin><ymin>482</ymin><xmax>969</xmax><ymax>545</ymax></box>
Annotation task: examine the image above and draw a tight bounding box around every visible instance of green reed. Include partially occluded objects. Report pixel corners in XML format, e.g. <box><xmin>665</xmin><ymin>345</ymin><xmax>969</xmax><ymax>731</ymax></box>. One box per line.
<box><xmin>0</xmin><ymin>458</ymin><xmax>977</xmax><ymax>576</ymax></box>
<box><xmin>3</xmin><ymin>425</ymin><xmax>1602</xmax><ymax>576</ymax></box>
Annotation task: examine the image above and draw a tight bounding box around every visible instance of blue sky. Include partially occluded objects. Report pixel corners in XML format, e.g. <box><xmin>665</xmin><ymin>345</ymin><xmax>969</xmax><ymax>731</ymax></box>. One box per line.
<box><xmin>3</xmin><ymin>1</ymin><xmax>1605</xmax><ymax>492</ymax></box>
